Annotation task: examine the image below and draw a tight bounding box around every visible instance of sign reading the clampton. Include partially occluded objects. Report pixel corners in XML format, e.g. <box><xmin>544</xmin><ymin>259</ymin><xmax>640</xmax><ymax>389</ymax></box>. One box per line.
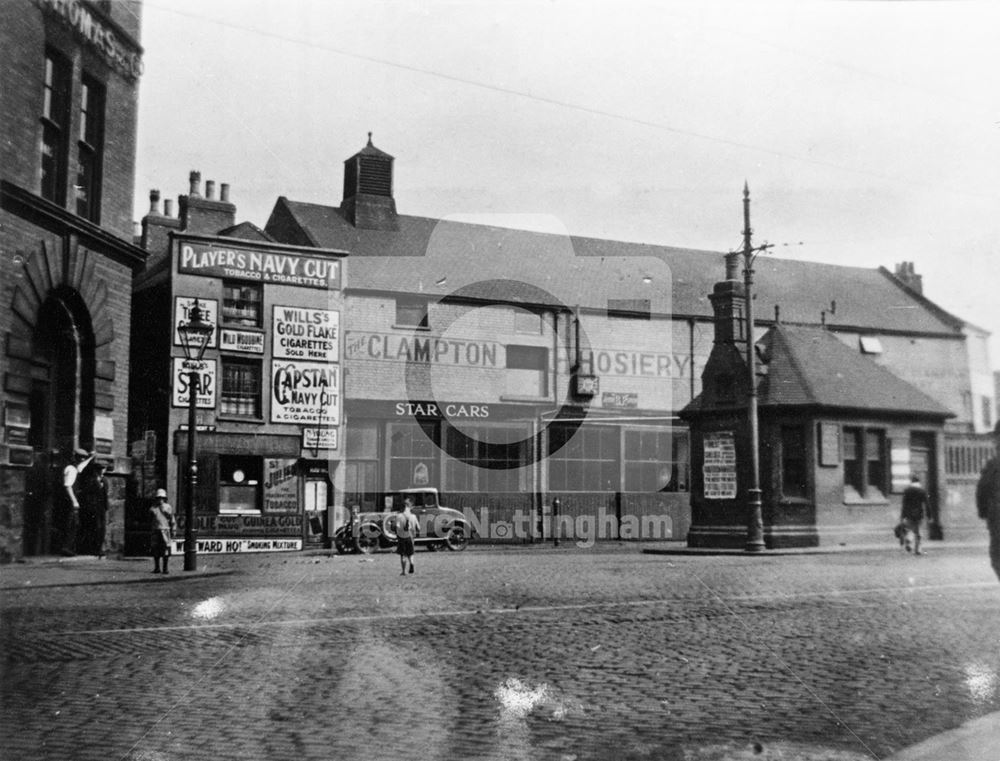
<box><xmin>271</xmin><ymin>361</ymin><xmax>340</xmax><ymax>425</ymax></box>
<box><xmin>345</xmin><ymin>331</ymin><xmax>500</xmax><ymax>367</ymax></box>
<box><xmin>220</xmin><ymin>328</ymin><xmax>264</xmax><ymax>354</ymax></box>
<box><xmin>703</xmin><ymin>431</ymin><xmax>737</xmax><ymax>499</ymax></box>
<box><xmin>273</xmin><ymin>306</ymin><xmax>339</xmax><ymax>362</ymax></box>
<box><xmin>172</xmin><ymin>358</ymin><xmax>217</xmax><ymax>409</ymax></box>
<box><xmin>171</xmin><ymin>537</ymin><xmax>302</xmax><ymax>555</ymax></box>
<box><xmin>173</xmin><ymin>297</ymin><xmax>218</xmax><ymax>348</ymax></box>
<box><xmin>302</xmin><ymin>428</ymin><xmax>338</xmax><ymax>450</ymax></box>
<box><xmin>178</xmin><ymin>241</ymin><xmax>341</xmax><ymax>290</ymax></box>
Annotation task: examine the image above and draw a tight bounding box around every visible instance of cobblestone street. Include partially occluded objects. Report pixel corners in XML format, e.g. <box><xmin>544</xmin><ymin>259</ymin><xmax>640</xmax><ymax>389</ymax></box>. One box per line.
<box><xmin>2</xmin><ymin>544</ymin><xmax>999</xmax><ymax>761</ymax></box>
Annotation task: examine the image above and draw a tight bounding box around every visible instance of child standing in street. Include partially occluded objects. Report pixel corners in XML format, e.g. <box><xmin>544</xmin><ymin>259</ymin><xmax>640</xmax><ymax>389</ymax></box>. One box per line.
<box><xmin>150</xmin><ymin>488</ymin><xmax>177</xmax><ymax>574</ymax></box>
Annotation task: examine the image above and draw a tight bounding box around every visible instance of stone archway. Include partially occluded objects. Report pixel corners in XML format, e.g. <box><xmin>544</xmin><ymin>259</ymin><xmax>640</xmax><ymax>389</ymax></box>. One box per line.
<box><xmin>22</xmin><ymin>290</ymin><xmax>96</xmax><ymax>556</ymax></box>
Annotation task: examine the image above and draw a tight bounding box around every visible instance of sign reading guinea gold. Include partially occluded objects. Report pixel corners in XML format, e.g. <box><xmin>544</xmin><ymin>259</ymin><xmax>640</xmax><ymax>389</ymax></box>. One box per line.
<box><xmin>179</xmin><ymin>241</ymin><xmax>341</xmax><ymax>290</ymax></box>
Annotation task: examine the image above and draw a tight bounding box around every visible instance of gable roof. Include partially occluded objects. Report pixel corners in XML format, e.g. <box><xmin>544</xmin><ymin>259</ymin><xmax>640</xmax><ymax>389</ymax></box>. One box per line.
<box><xmin>265</xmin><ymin>197</ymin><xmax>966</xmax><ymax>336</ymax></box>
<box><xmin>758</xmin><ymin>324</ymin><xmax>953</xmax><ymax>418</ymax></box>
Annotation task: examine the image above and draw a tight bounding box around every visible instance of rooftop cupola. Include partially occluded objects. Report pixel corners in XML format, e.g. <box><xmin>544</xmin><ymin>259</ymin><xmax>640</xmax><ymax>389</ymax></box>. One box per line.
<box><xmin>341</xmin><ymin>132</ymin><xmax>398</xmax><ymax>230</ymax></box>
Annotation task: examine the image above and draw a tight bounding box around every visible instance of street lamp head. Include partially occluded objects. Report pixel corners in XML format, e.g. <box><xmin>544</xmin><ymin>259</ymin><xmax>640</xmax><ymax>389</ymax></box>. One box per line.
<box><xmin>178</xmin><ymin>299</ymin><xmax>215</xmax><ymax>361</ymax></box>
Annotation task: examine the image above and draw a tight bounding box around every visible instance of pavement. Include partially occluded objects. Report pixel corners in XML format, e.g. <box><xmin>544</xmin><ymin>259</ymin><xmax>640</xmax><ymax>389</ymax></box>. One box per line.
<box><xmin>2</xmin><ymin>540</ymin><xmax>999</xmax><ymax>761</ymax></box>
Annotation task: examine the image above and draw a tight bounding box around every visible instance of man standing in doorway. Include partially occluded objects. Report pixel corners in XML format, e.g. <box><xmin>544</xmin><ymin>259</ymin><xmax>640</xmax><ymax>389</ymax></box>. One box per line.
<box><xmin>59</xmin><ymin>448</ymin><xmax>94</xmax><ymax>556</ymax></box>
<box><xmin>976</xmin><ymin>421</ymin><xmax>1000</xmax><ymax>581</ymax></box>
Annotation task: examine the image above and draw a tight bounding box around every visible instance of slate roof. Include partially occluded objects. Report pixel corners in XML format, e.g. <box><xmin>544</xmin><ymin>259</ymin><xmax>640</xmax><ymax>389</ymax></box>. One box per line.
<box><xmin>758</xmin><ymin>324</ymin><xmax>953</xmax><ymax>418</ymax></box>
<box><xmin>265</xmin><ymin>198</ymin><xmax>966</xmax><ymax>336</ymax></box>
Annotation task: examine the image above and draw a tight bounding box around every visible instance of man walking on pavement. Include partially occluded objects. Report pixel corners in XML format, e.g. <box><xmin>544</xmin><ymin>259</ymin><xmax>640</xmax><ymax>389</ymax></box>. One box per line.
<box><xmin>397</xmin><ymin>497</ymin><xmax>419</xmax><ymax>576</ymax></box>
<box><xmin>900</xmin><ymin>475</ymin><xmax>929</xmax><ymax>555</ymax></box>
<box><xmin>976</xmin><ymin>420</ymin><xmax>1000</xmax><ymax>581</ymax></box>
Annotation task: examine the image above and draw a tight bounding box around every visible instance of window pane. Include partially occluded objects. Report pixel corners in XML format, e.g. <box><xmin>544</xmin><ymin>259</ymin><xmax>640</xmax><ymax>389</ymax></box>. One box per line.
<box><xmin>222</xmin><ymin>282</ymin><xmax>262</xmax><ymax>326</ymax></box>
<box><xmin>221</xmin><ymin>360</ymin><xmax>261</xmax><ymax>416</ymax></box>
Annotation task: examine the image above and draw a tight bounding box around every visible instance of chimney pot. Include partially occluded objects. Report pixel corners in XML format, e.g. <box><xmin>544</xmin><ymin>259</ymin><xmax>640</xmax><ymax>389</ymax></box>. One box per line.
<box><xmin>149</xmin><ymin>189</ymin><xmax>161</xmax><ymax>214</ymax></box>
<box><xmin>205</xmin><ymin>180</ymin><xmax>216</xmax><ymax>200</ymax></box>
<box><xmin>189</xmin><ymin>170</ymin><xmax>201</xmax><ymax>197</ymax></box>
<box><xmin>724</xmin><ymin>252</ymin><xmax>740</xmax><ymax>280</ymax></box>
<box><xmin>220</xmin><ymin>183</ymin><xmax>230</xmax><ymax>203</ymax></box>
<box><xmin>164</xmin><ymin>199</ymin><xmax>174</xmax><ymax>217</ymax></box>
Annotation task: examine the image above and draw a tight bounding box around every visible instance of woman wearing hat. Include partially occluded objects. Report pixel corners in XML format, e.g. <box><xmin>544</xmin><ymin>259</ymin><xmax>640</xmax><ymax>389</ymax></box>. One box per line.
<box><xmin>149</xmin><ymin>489</ymin><xmax>177</xmax><ymax>574</ymax></box>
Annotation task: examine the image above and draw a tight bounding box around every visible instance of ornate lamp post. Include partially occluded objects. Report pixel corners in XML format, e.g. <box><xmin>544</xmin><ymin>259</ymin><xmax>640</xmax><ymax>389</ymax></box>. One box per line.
<box><xmin>177</xmin><ymin>299</ymin><xmax>214</xmax><ymax>571</ymax></box>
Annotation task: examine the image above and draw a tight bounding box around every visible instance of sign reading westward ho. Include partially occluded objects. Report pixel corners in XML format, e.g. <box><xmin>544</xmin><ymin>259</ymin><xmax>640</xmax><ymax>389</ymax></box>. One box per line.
<box><xmin>179</xmin><ymin>241</ymin><xmax>341</xmax><ymax>290</ymax></box>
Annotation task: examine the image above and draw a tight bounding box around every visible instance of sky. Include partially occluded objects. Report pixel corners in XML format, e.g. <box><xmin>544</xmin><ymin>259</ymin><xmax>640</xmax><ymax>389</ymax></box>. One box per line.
<box><xmin>134</xmin><ymin>1</ymin><xmax>1000</xmax><ymax>364</ymax></box>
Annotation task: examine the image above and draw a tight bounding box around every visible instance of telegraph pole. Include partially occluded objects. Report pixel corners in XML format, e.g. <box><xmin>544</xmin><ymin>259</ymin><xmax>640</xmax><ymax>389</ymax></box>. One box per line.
<box><xmin>741</xmin><ymin>182</ymin><xmax>769</xmax><ymax>552</ymax></box>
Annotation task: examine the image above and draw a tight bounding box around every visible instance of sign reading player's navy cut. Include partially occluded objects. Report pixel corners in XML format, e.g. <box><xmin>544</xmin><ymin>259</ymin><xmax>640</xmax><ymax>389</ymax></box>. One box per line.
<box><xmin>271</xmin><ymin>361</ymin><xmax>340</xmax><ymax>425</ymax></box>
<box><xmin>178</xmin><ymin>241</ymin><xmax>341</xmax><ymax>290</ymax></box>
<box><xmin>273</xmin><ymin>306</ymin><xmax>339</xmax><ymax>362</ymax></box>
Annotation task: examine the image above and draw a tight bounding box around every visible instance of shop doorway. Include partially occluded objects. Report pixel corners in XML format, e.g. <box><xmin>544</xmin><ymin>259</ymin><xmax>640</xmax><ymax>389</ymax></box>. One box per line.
<box><xmin>23</xmin><ymin>290</ymin><xmax>95</xmax><ymax>556</ymax></box>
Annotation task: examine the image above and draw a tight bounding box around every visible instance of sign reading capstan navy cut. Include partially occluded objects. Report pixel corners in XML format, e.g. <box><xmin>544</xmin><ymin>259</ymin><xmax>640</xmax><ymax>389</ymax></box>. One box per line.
<box><xmin>273</xmin><ymin>306</ymin><xmax>339</xmax><ymax>361</ymax></box>
<box><xmin>271</xmin><ymin>361</ymin><xmax>340</xmax><ymax>425</ymax></box>
<box><xmin>178</xmin><ymin>241</ymin><xmax>341</xmax><ymax>290</ymax></box>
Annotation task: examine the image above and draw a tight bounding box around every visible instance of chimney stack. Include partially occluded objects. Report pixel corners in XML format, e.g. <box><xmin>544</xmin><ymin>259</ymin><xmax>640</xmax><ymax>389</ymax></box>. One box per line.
<box><xmin>894</xmin><ymin>261</ymin><xmax>923</xmax><ymax>295</ymax></box>
<box><xmin>179</xmin><ymin>170</ymin><xmax>236</xmax><ymax>233</ymax></box>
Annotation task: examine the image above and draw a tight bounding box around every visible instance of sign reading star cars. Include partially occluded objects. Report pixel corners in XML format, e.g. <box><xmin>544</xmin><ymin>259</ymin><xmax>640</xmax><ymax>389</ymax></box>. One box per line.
<box><xmin>271</xmin><ymin>361</ymin><xmax>340</xmax><ymax>425</ymax></box>
<box><xmin>272</xmin><ymin>306</ymin><xmax>339</xmax><ymax>362</ymax></box>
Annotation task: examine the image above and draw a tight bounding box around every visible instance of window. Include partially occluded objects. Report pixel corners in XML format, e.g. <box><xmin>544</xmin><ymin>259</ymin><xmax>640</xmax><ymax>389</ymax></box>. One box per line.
<box><xmin>222</xmin><ymin>281</ymin><xmax>262</xmax><ymax>327</ymax></box>
<box><xmin>220</xmin><ymin>359</ymin><xmax>262</xmax><ymax>417</ymax></box>
<box><xmin>344</xmin><ymin>421</ymin><xmax>379</xmax><ymax>510</ymax></box>
<box><xmin>219</xmin><ymin>456</ymin><xmax>261</xmax><ymax>514</ymax></box>
<box><xmin>395</xmin><ymin>298</ymin><xmax>429</xmax><ymax>329</ymax></box>
<box><xmin>548</xmin><ymin>424</ymin><xmax>619</xmax><ymax>492</ymax></box>
<box><xmin>76</xmin><ymin>75</ymin><xmax>105</xmax><ymax>221</ymax></box>
<box><xmin>780</xmin><ymin>426</ymin><xmax>808</xmax><ymax>498</ymax></box>
<box><xmin>623</xmin><ymin>427</ymin><xmax>689</xmax><ymax>492</ymax></box>
<box><xmin>506</xmin><ymin>344</ymin><xmax>548</xmax><ymax>397</ymax></box>
<box><xmin>983</xmin><ymin>396</ymin><xmax>993</xmax><ymax>431</ymax></box>
<box><xmin>514</xmin><ymin>308</ymin><xmax>542</xmax><ymax>334</ymax></box>
<box><xmin>859</xmin><ymin>336</ymin><xmax>883</xmax><ymax>355</ymax></box>
<box><xmin>443</xmin><ymin>424</ymin><xmax>527</xmax><ymax>493</ymax></box>
<box><xmin>41</xmin><ymin>50</ymin><xmax>72</xmax><ymax>205</ymax></box>
<box><xmin>388</xmin><ymin>421</ymin><xmax>438</xmax><ymax>490</ymax></box>
<box><xmin>843</xmin><ymin>426</ymin><xmax>886</xmax><ymax>501</ymax></box>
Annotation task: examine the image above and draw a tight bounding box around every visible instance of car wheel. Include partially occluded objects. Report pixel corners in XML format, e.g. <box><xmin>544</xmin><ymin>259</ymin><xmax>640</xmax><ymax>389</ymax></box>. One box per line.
<box><xmin>355</xmin><ymin>525</ymin><xmax>381</xmax><ymax>554</ymax></box>
<box><xmin>444</xmin><ymin>525</ymin><xmax>469</xmax><ymax>552</ymax></box>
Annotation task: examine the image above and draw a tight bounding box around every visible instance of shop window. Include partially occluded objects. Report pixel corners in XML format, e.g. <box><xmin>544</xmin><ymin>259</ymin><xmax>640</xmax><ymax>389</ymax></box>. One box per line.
<box><xmin>548</xmin><ymin>424</ymin><xmax>619</xmax><ymax>492</ymax></box>
<box><xmin>344</xmin><ymin>421</ymin><xmax>380</xmax><ymax>510</ymax></box>
<box><xmin>623</xmin><ymin>427</ymin><xmax>689</xmax><ymax>493</ymax></box>
<box><xmin>506</xmin><ymin>345</ymin><xmax>548</xmax><ymax>398</ymax></box>
<box><xmin>220</xmin><ymin>358</ymin><xmax>262</xmax><ymax>417</ymax></box>
<box><xmin>395</xmin><ymin>298</ymin><xmax>429</xmax><ymax>329</ymax></box>
<box><xmin>780</xmin><ymin>425</ymin><xmax>808</xmax><ymax>498</ymax></box>
<box><xmin>843</xmin><ymin>426</ymin><xmax>886</xmax><ymax>501</ymax></box>
<box><xmin>443</xmin><ymin>424</ymin><xmax>527</xmax><ymax>493</ymax></box>
<box><xmin>76</xmin><ymin>74</ymin><xmax>105</xmax><ymax>222</ymax></box>
<box><xmin>222</xmin><ymin>281</ymin><xmax>262</xmax><ymax>327</ymax></box>
<box><xmin>41</xmin><ymin>49</ymin><xmax>72</xmax><ymax>205</ymax></box>
<box><xmin>388</xmin><ymin>420</ymin><xmax>438</xmax><ymax>490</ymax></box>
<box><xmin>219</xmin><ymin>456</ymin><xmax>261</xmax><ymax>514</ymax></box>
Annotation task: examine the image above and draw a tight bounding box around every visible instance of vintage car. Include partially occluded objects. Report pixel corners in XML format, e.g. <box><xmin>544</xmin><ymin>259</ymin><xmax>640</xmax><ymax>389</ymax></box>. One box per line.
<box><xmin>333</xmin><ymin>487</ymin><xmax>475</xmax><ymax>554</ymax></box>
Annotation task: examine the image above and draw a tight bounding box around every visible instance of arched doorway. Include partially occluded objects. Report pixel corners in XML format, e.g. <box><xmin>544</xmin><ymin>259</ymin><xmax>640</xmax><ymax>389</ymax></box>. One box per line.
<box><xmin>23</xmin><ymin>289</ymin><xmax>96</xmax><ymax>556</ymax></box>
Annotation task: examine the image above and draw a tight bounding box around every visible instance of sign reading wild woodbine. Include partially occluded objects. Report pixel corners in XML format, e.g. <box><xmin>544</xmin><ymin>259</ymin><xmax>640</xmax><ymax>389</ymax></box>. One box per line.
<box><xmin>178</xmin><ymin>241</ymin><xmax>341</xmax><ymax>290</ymax></box>
<box><xmin>273</xmin><ymin>306</ymin><xmax>339</xmax><ymax>362</ymax></box>
<box><xmin>271</xmin><ymin>361</ymin><xmax>340</xmax><ymax>425</ymax></box>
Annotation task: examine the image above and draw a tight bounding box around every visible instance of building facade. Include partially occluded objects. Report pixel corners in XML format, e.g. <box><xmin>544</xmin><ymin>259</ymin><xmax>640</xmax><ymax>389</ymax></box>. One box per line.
<box><xmin>260</xmin><ymin>137</ymin><xmax>992</xmax><ymax>546</ymax></box>
<box><xmin>129</xmin><ymin>176</ymin><xmax>347</xmax><ymax>556</ymax></box>
<box><xmin>0</xmin><ymin>0</ymin><xmax>146</xmax><ymax>561</ymax></box>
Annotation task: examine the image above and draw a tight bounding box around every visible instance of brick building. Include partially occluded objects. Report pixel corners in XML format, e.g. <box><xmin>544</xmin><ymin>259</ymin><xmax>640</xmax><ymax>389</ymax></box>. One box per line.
<box><xmin>129</xmin><ymin>175</ymin><xmax>347</xmax><ymax>555</ymax></box>
<box><xmin>260</xmin><ymin>137</ymin><xmax>993</xmax><ymax>546</ymax></box>
<box><xmin>0</xmin><ymin>0</ymin><xmax>146</xmax><ymax>561</ymax></box>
